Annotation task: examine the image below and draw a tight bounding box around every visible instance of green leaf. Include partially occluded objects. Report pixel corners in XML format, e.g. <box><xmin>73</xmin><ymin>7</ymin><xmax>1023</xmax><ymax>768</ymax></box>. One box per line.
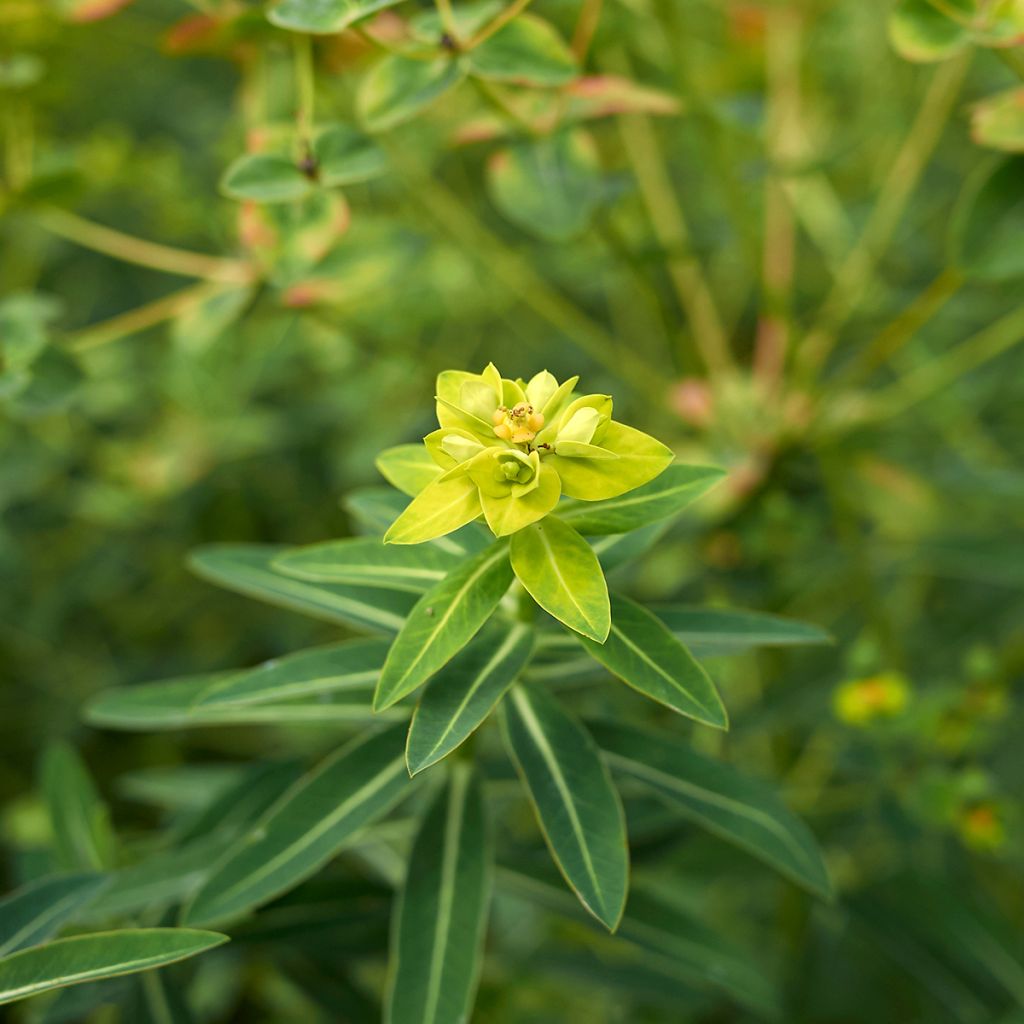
<box><xmin>971</xmin><ymin>88</ymin><xmax>1024</xmax><ymax>154</ymax></box>
<box><xmin>183</xmin><ymin>726</ymin><xmax>410</xmax><ymax>926</ymax></box>
<box><xmin>950</xmin><ymin>156</ymin><xmax>1024</xmax><ymax>280</ymax></box>
<box><xmin>313</xmin><ymin>123</ymin><xmax>388</xmax><ymax>186</ymax></box>
<box><xmin>548</xmin><ymin>421</ymin><xmax>675</xmax><ymax>501</ymax></box>
<box><xmin>376</xmin><ymin>444</ymin><xmax>443</xmax><ymax>497</ymax></box>
<box><xmin>220</xmin><ymin>154</ymin><xmax>313</xmax><ymax>204</ymax></box>
<box><xmin>556</xmin><ymin>464</ymin><xmax>724</xmax><ymax>534</ymax></box>
<box><xmin>588</xmin><ymin>520</ymin><xmax>671</xmax><ymax>571</ymax></box>
<box><xmin>487</xmin><ymin>129</ymin><xmax>603</xmax><ymax>243</ymax></box>
<box><xmin>589</xmin><ymin>720</ymin><xmax>832</xmax><ymax>899</ymax></box>
<box><xmin>84</xmin><ymin>672</ymin><xmax>394</xmax><ymax>732</ymax></box>
<box><xmin>497</xmin><ymin>862</ymin><xmax>779</xmax><ymax>1016</ymax></box>
<box><xmin>469</xmin><ymin>14</ymin><xmax>577</xmax><ymax>86</ymax></box>
<box><xmin>406</xmin><ymin>621</ymin><xmax>535</xmax><ymax>774</ymax></box>
<box><xmin>888</xmin><ymin>0</ymin><xmax>973</xmax><ymax>62</ymax></box>
<box><xmin>273</xmin><ymin>539</ymin><xmax>458</xmax><ymax>593</ymax></box>
<box><xmin>358</xmin><ymin>56</ymin><xmax>465</xmax><ymax>133</ymax></box>
<box><xmin>193</xmin><ymin>638</ymin><xmax>390</xmax><ymax>707</ymax></box>
<box><xmin>478</xmin><ymin>461</ymin><xmax>562</xmax><ymax>537</ymax></box>
<box><xmin>188</xmin><ymin>544</ymin><xmax>417</xmax><ymax>632</ymax></box>
<box><xmin>375</xmin><ymin>542</ymin><xmax>514</xmax><ymax>711</ymax></box>
<box><xmin>0</xmin><ymin>929</ymin><xmax>227</xmax><ymax>1006</ymax></box>
<box><xmin>651</xmin><ymin>605</ymin><xmax>832</xmax><ymax>656</ymax></box>
<box><xmin>384</xmin><ymin>474</ymin><xmax>483</xmax><ymax>546</ymax></box>
<box><xmin>268</xmin><ymin>0</ymin><xmax>406</xmax><ymax>33</ymax></box>
<box><xmin>500</xmin><ymin>684</ymin><xmax>628</xmax><ymax>930</ymax></box>
<box><xmin>509</xmin><ymin>517</ymin><xmax>609</xmax><ymax>642</ymax></box>
<box><xmin>40</xmin><ymin>743</ymin><xmax>116</xmax><ymax>872</ymax></box>
<box><xmin>386</xmin><ymin>763</ymin><xmax>492</xmax><ymax>1024</ymax></box>
<box><xmin>0</xmin><ymin>874</ymin><xmax>108</xmax><ymax>957</ymax></box>
<box><xmin>579</xmin><ymin>595</ymin><xmax>726</xmax><ymax>728</ymax></box>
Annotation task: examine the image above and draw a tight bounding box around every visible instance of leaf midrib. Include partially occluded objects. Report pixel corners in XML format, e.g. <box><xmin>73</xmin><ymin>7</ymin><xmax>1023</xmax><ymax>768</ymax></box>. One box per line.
<box><xmin>537</xmin><ymin>526</ymin><xmax>599</xmax><ymax>634</ymax></box>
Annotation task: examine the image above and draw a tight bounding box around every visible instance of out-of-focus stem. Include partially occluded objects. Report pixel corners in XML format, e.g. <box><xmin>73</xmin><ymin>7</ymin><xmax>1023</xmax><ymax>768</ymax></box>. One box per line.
<box><xmin>834</xmin><ymin>268</ymin><xmax>962</xmax><ymax>386</ymax></box>
<box><xmin>754</xmin><ymin>5</ymin><xmax>802</xmax><ymax>391</ymax></box>
<box><xmin>65</xmin><ymin>281</ymin><xmax>236</xmax><ymax>353</ymax></box>
<box><xmin>467</xmin><ymin>0</ymin><xmax>533</xmax><ymax>48</ymax></box>
<box><xmin>795</xmin><ymin>54</ymin><xmax>971</xmax><ymax>382</ymax></box>
<box><xmin>37</xmin><ymin>208</ymin><xmax>252</xmax><ymax>283</ymax></box>
<box><xmin>571</xmin><ymin>0</ymin><xmax>603</xmax><ymax>61</ymax></box>
<box><xmin>293</xmin><ymin>35</ymin><xmax>315</xmax><ymax>148</ymax></box>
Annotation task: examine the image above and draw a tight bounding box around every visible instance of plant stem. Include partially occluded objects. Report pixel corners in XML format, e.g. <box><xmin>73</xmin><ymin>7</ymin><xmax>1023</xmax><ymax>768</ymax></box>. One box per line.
<box><xmin>467</xmin><ymin>0</ymin><xmax>533</xmax><ymax>49</ymax></box>
<box><xmin>435</xmin><ymin>0</ymin><xmax>461</xmax><ymax>43</ymax></box>
<box><xmin>571</xmin><ymin>0</ymin><xmax>603</xmax><ymax>62</ymax></box>
<box><xmin>36</xmin><ymin>207</ymin><xmax>253</xmax><ymax>283</ymax></box>
<box><xmin>754</xmin><ymin>5</ymin><xmax>802</xmax><ymax>391</ymax></box>
<box><xmin>65</xmin><ymin>281</ymin><xmax>236</xmax><ymax>353</ymax></box>
<box><xmin>833</xmin><ymin>268</ymin><xmax>962</xmax><ymax>386</ymax></box>
<box><xmin>615</xmin><ymin>107</ymin><xmax>735</xmax><ymax>380</ymax></box>
<box><xmin>795</xmin><ymin>53</ymin><xmax>970</xmax><ymax>382</ymax></box>
<box><xmin>293</xmin><ymin>35</ymin><xmax>316</xmax><ymax>150</ymax></box>
<box><xmin>859</xmin><ymin>303</ymin><xmax>1024</xmax><ymax>422</ymax></box>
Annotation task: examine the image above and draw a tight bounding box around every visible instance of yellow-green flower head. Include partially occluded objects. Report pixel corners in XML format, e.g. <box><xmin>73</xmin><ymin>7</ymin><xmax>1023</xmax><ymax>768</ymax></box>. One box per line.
<box><xmin>384</xmin><ymin>364</ymin><xmax>674</xmax><ymax>544</ymax></box>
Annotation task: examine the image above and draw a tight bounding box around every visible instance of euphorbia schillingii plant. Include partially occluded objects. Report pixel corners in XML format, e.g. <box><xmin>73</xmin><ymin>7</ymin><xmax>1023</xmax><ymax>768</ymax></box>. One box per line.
<box><xmin>50</xmin><ymin>365</ymin><xmax>833</xmax><ymax>1022</ymax></box>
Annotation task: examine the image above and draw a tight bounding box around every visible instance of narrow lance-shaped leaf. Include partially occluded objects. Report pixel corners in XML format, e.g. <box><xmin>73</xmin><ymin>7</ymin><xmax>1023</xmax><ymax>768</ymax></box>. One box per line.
<box><xmin>193</xmin><ymin>637</ymin><xmax>390</xmax><ymax>707</ymax></box>
<box><xmin>509</xmin><ymin>516</ymin><xmax>610</xmax><ymax>642</ymax></box>
<box><xmin>188</xmin><ymin>544</ymin><xmax>417</xmax><ymax>633</ymax></box>
<box><xmin>183</xmin><ymin>726</ymin><xmax>411</xmax><ymax>927</ymax></box>
<box><xmin>0</xmin><ymin>929</ymin><xmax>228</xmax><ymax>1007</ymax></box>
<box><xmin>386</xmin><ymin>764</ymin><xmax>492</xmax><ymax>1024</ymax></box>
<box><xmin>579</xmin><ymin>594</ymin><xmax>727</xmax><ymax>729</ymax></box>
<box><xmin>406</xmin><ymin>621</ymin><xmax>535</xmax><ymax>775</ymax></box>
<box><xmin>500</xmin><ymin>684</ymin><xmax>628</xmax><ymax>931</ymax></box>
<box><xmin>375</xmin><ymin>542</ymin><xmax>514</xmax><ymax>711</ymax></box>
<box><xmin>272</xmin><ymin>539</ymin><xmax>458</xmax><ymax>593</ymax></box>
<box><xmin>40</xmin><ymin>743</ymin><xmax>116</xmax><ymax>872</ymax></box>
<box><xmin>589</xmin><ymin>719</ymin><xmax>832</xmax><ymax>899</ymax></box>
<box><xmin>85</xmin><ymin>672</ymin><xmax>393</xmax><ymax>732</ymax></box>
<box><xmin>0</xmin><ymin>874</ymin><xmax>109</xmax><ymax>957</ymax></box>
<box><xmin>556</xmin><ymin>464</ymin><xmax>725</xmax><ymax>535</ymax></box>
<box><xmin>651</xmin><ymin>605</ymin><xmax>832</xmax><ymax>656</ymax></box>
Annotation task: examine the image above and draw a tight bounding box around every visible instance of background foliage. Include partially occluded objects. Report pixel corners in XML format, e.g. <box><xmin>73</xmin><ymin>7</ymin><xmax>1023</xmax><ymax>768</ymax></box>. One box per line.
<box><xmin>1</xmin><ymin>0</ymin><xmax>1023</xmax><ymax>1020</ymax></box>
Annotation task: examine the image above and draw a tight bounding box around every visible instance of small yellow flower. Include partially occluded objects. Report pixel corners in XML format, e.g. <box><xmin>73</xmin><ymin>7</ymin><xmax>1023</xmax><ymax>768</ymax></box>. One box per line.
<box><xmin>833</xmin><ymin>671</ymin><xmax>910</xmax><ymax>726</ymax></box>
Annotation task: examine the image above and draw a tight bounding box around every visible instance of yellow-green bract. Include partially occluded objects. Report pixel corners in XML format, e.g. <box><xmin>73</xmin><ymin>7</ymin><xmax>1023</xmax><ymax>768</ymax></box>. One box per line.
<box><xmin>383</xmin><ymin>364</ymin><xmax>674</xmax><ymax>543</ymax></box>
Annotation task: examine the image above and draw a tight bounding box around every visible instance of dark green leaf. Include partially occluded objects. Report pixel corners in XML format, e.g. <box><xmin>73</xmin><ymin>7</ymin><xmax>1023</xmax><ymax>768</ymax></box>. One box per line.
<box><xmin>651</xmin><ymin>605</ymin><xmax>832</xmax><ymax>656</ymax></box>
<box><xmin>314</xmin><ymin>124</ymin><xmax>387</xmax><ymax>186</ymax></box>
<box><xmin>950</xmin><ymin>156</ymin><xmax>1024</xmax><ymax>280</ymax></box>
<box><xmin>220</xmin><ymin>154</ymin><xmax>312</xmax><ymax>204</ymax></box>
<box><xmin>500</xmin><ymin>684</ymin><xmax>628</xmax><ymax>930</ymax></box>
<box><xmin>0</xmin><ymin>874</ymin><xmax>108</xmax><ymax>957</ymax></box>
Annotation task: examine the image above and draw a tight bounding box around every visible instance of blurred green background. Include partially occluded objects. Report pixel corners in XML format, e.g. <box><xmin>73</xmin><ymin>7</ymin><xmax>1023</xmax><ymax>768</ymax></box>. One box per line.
<box><xmin>1</xmin><ymin>0</ymin><xmax>1023</xmax><ymax>1019</ymax></box>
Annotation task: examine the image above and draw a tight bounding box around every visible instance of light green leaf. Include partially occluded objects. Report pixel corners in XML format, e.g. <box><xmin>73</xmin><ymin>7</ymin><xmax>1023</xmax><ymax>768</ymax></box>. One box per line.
<box><xmin>273</xmin><ymin>539</ymin><xmax>458</xmax><ymax>593</ymax></box>
<box><xmin>556</xmin><ymin>463</ymin><xmax>723</xmax><ymax>534</ymax></box>
<box><xmin>0</xmin><ymin>874</ymin><xmax>108</xmax><ymax>958</ymax></box>
<box><xmin>406</xmin><ymin>621</ymin><xmax>535</xmax><ymax>774</ymax></box>
<box><xmin>0</xmin><ymin>929</ymin><xmax>228</xmax><ymax>1006</ymax></box>
<box><xmin>478</xmin><ymin>462</ymin><xmax>561</xmax><ymax>537</ymax></box>
<box><xmin>469</xmin><ymin>14</ymin><xmax>577</xmax><ymax>86</ymax></box>
<box><xmin>589</xmin><ymin>720</ymin><xmax>832</xmax><ymax>899</ymax></box>
<box><xmin>651</xmin><ymin>605</ymin><xmax>832</xmax><ymax>656</ymax></box>
<box><xmin>40</xmin><ymin>743</ymin><xmax>116</xmax><ymax>872</ymax></box>
<box><xmin>267</xmin><ymin>0</ymin><xmax>406</xmax><ymax>33</ymax></box>
<box><xmin>376</xmin><ymin>444</ymin><xmax>443</xmax><ymax>497</ymax></box>
<box><xmin>375</xmin><ymin>542</ymin><xmax>514</xmax><ymax>710</ymax></box>
<box><xmin>84</xmin><ymin>672</ymin><xmax>395</xmax><ymax>732</ymax></box>
<box><xmin>220</xmin><ymin>154</ymin><xmax>313</xmax><ymax>204</ymax></box>
<box><xmin>500</xmin><ymin>684</ymin><xmax>628</xmax><ymax>930</ymax></box>
<box><xmin>386</xmin><ymin>763</ymin><xmax>491</xmax><ymax>1024</ymax></box>
<box><xmin>509</xmin><ymin>517</ymin><xmax>609</xmax><ymax>642</ymax></box>
<box><xmin>487</xmin><ymin>129</ymin><xmax>603</xmax><ymax>243</ymax></box>
<box><xmin>971</xmin><ymin>87</ymin><xmax>1024</xmax><ymax>154</ymax></box>
<box><xmin>188</xmin><ymin>544</ymin><xmax>417</xmax><ymax>633</ymax></box>
<box><xmin>183</xmin><ymin>726</ymin><xmax>410</xmax><ymax>926</ymax></box>
<box><xmin>547</xmin><ymin>420</ymin><xmax>674</xmax><ymax>501</ymax></box>
<box><xmin>888</xmin><ymin>0</ymin><xmax>973</xmax><ymax>62</ymax></box>
<box><xmin>358</xmin><ymin>56</ymin><xmax>465</xmax><ymax>133</ymax></box>
<box><xmin>950</xmin><ymin>156</ymin><xmax>1024</xmax><ymax>280</ymax></box>
<box><xmin>312</xmin><ymin>123</ymin><xmax>387</xmax><ymax>185</ymax></box>
<box><xmin>345</xmin><ymin>487</ymin><xmax>489</xmax><ymax>557</ymax></box>
<box><xmin>193</xmin><ymin>638</ymin><xmax>390</xmax><ymax>707</ymax></box>
<box><xmin>579</xmin><ymin>595</ymin><xmax>726</xmax><ymax>728</ymax></box>
<box><xmin>384</xmin><ymin>475</ymin><xmax>483</xmax><ymax>546</ymax></box>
